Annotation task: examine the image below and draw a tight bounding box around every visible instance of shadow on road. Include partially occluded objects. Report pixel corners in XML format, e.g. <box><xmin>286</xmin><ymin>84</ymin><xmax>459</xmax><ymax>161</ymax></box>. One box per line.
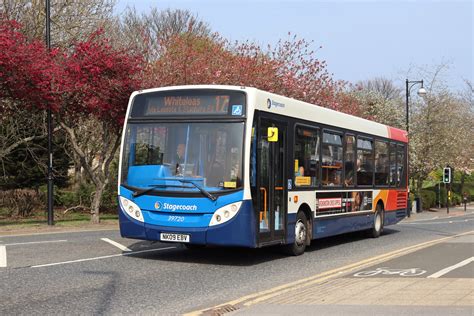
<box><xmin>125</xmin><ymin>229</ymin><xmax>402</xmax><ymax>266</ymax></box>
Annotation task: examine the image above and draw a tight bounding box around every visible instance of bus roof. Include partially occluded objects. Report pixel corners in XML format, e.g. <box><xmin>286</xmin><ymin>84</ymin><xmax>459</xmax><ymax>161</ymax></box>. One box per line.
<box><xmin>131</xmin><ymin>85</ymin><xmax>408</xmax><ymax>143</ymax></box>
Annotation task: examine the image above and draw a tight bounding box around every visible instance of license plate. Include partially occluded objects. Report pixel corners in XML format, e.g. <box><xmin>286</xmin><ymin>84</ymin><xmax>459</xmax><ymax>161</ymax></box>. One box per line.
<box><xmin>160</xmin><ymin>233</ymin><xmax>190</xmax><ymax>243</ymax></box>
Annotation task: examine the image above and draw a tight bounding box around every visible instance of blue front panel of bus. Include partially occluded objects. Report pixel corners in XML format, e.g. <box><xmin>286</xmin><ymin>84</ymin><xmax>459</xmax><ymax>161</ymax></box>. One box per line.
<box><xmin>119</xmin><ymin>187</ymin><xmax>256</xmax><ymax>247</ymax></box>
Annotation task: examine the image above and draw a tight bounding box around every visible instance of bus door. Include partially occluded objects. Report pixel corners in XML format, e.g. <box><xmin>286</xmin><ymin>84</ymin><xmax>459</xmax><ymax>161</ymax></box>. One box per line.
<box><xmin>257</xmin><ymin>119</ymin><xmax>287</xmax><ymax>245</ymax></box>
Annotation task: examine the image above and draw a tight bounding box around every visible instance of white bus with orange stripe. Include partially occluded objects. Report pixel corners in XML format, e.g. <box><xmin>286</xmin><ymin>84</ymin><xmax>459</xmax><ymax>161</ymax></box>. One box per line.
<box><xmin>118</xmin><ymin>85</ymin><xmax>408</xmax><ymax>255</ymax></box>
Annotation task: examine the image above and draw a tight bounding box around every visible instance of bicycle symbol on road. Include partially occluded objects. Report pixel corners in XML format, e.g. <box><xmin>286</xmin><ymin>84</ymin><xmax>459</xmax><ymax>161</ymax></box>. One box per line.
<box><xmin>353</xmin><ymin>267</ymin><xmax>427</xmax><ymax>277</ymax></box>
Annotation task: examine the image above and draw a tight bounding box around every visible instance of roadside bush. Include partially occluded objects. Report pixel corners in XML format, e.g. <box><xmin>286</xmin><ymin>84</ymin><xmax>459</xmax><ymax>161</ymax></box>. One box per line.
<box><xmin>423</xmin><ymin>183</ymin><xmax>474</xmax><ymax>207</ymax></box>
<box><xmin>0</xmin><ymin>189</ymin><xmax>44</xmax><ymax>217</ymax></box>
<box><xmin>56</xmin><ymin>190</ymin><xmax>77</xmax><ymax>208</ymax></box>
<box><xmin>418</xmin><ymin>190</ymin><xmax>436</xmax><ymax>210</ymax></box>
<box><xmin>53</xmin><ymin>182</ymin><xmax>117</xmax><ymax>213</ymax></box>
<box><xmin>100</xmin><ymin>182</ymin><xmax>118</xmax><ymax>213</ymax></box>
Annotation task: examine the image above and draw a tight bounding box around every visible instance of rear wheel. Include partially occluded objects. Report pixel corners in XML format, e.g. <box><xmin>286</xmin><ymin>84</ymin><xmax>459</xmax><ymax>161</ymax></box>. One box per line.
<box><xmin>284</xmin><ymin>211</ymin><xmax>308</xmax><ymax>256</ymax></box>
<box><xmin>369</xmin><ymin>204</ymin><xmax>384</xmax><ymax>238</ymax></box>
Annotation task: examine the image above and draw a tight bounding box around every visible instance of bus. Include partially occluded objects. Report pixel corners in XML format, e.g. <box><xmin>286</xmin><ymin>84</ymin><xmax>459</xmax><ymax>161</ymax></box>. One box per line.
<box><xmin>118</xmin><ymin>85</ymin><xmax>408</xmax><ymax>255</ymax></box>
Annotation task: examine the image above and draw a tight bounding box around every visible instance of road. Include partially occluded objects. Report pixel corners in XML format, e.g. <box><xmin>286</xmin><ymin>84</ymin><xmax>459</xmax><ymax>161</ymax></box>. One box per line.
<box><xmin>0</xmin><ymin>210</ymin><xmax>473</xmax><ymax>315</ymax></box>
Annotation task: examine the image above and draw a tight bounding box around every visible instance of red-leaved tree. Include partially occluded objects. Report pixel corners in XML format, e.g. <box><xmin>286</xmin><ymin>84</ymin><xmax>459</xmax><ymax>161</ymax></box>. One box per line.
<box><xmin>1</xmin><ymin>20</ymin><xmax>143</xmax><ymax>223</ymax></box>
<box><xmin>146</xmin><ymin>33</ymin><xmax>360</xmax><ymax>115</ymax></box>
<box><xmin>57</xmin><ymin>30</ymin><xmax>143</xmax><ymax>223</ymax></box>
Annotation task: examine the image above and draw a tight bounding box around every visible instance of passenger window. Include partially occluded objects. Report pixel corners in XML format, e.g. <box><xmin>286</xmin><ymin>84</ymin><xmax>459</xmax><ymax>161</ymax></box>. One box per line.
<box><xmin>389</xmin><ymin>143</ymin><xmax>397</xmax><ymax>186</ymax></box>
<box><xmin>357</xmin><ymin>138</ymin><xmax>374</xmax><ymax>186</ymax></box>
<box><xmin>397</xmin><ymin>144</ymin><xmax>406</xmax><ymax>187</ymax></box>
<box><xmin>375</xmin><ymin>141</ymin><xmax>389</xmax><ymax>185</ymax></box>
<box><xmin>294</xmin><ymin>127</ymin><xmax>320</xmax><ymax>187</ymax></box>
<box><xmin>344</xmin><ymin>135</ymin><xmax>355</xmax><ymax>186</ymax></box>
<box><xmin>322</xmin><ymin>131</ymin><xmax>343</xmax><ymax>186</ymax></box>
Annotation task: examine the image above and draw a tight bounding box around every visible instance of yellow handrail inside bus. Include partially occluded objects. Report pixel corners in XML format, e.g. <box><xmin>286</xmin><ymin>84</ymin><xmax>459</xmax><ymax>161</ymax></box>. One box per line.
<box><xmin>259</xmin><ymin>187</ymin><xmax>267</xmax><ymax>221</ymax></box>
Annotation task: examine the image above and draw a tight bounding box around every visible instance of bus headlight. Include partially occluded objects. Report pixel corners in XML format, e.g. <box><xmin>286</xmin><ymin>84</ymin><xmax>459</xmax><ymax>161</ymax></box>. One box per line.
<box><xmin>119</xmin><ymin>196</ymin><xmax>144</xmax><ymax>223</ymax></box>
<box><xmin>209</xmin><ymin>202</ymin><xmax>242</xmax><ymax>226</ymax></box>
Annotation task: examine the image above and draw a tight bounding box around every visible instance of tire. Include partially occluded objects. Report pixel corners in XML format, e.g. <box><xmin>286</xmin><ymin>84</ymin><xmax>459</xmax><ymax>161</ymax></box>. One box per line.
<box><xmin>369</xmin><ymin>204</ymin><xmax>384</xmax><ymax>238</ymax></box>
<box><xmin>284</xmin><ymin>211</ymin><xmax>308</xmax><ymax>256</ymax></box>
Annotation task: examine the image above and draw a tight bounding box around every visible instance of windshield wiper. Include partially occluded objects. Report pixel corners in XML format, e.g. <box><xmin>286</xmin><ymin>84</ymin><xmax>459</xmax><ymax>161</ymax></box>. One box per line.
<box><xmin>177</xmin><ymin>179</ymin><xmax>217</xmax><ymax>201</ymax></box>
<box><xmin>132</xmin><ymin>185</ymin><xmax>167</xmax><ymax>198</ymax></box>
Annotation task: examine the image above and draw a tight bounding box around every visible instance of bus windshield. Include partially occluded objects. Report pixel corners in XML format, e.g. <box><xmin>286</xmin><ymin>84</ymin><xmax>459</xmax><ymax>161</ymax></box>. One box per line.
<box><xmin>120</xmin><ymin>122</ymin><xmax>244</xmax><ymax>193</ymax></box>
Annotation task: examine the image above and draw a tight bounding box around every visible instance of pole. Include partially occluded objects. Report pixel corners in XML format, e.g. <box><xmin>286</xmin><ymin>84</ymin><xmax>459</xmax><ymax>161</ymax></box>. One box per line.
<box><xmin>46</xmin><ymin>0</ymin><xmax>54</xmax><ymax>225</ymax></box>
<box><xmin>446</xmin><ymin>184</ymin><xmax>450</xmax><ymax>214</ymax></box>
<box><xmin>405</xmin><ymin>79</ymin><xmax>411</xmax><ymax>217</ymax></box>
<box><xmin>405</xmin><ymin>79</ymin><xmax>409</xmax><ymax>134</ymax></box>
<box><xmin>438</xmin><ymin>182</ymin><xmax>441</xmax><ymax>208</ymax></box>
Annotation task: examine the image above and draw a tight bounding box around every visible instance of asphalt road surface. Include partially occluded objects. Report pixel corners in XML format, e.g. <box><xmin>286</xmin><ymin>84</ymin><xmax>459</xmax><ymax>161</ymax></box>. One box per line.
<box><xmin>0</xmin><ymin>211</ymin><xmax>473</xmax><ymax>315</ymax></box>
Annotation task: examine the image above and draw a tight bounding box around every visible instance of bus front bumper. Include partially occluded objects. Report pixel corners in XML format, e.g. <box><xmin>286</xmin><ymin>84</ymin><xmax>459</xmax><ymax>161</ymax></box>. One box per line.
<box><xmin>119</xmin><ymin>200</ymin><xmax>256</xmax><ymax>248</ymax></box>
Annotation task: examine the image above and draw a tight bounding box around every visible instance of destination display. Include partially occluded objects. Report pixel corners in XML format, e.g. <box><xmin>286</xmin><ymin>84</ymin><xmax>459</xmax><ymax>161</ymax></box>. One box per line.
<box><xmin>130</xmin><ymin>90</ymin><xmax>246</xmax><ymax>117</ymax></box>
<box><xmin>145</xmin><ymin>95</ymin><xmax>230</xmax><ymax>115</ymax></box>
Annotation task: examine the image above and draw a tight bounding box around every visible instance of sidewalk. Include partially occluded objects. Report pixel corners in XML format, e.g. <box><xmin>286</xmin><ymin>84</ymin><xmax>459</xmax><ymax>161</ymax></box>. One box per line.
<box><xmin>223</xmin><ymin>232</ymin><xmax>474</xmax><ymax>316</ymax></box>
<box><xmin>0</xmin><ymin>220</ymin><xmax>118</xmax><ymax>236</ymax></box>
<box><xmin>403</xmin><ymin>203</ymin><xmax>473</xmax><ymax>222</ymax></box>
<box><xmin>229</xmin><ymin>278</ymin><xmax>473</xmax><ymax>316</ymax></box>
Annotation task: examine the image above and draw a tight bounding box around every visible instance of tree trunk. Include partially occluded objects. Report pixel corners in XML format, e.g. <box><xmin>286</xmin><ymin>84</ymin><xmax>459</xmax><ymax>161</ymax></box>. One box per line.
<box><xmin>90</xmin><ymin>181</ymin><xmax>106</xmax><ymax>224</ymax></box>
<box><xmin>73</xmin><ymin>152</ymin><xmax>82</xmax><ymax>190</ymax></box>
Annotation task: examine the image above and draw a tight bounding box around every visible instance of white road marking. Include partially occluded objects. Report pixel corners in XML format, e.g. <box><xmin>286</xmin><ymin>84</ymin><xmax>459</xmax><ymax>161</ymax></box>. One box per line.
<box><xmin>101</xmin><ymin>238</ymin><xmax>132</xmax><ymax>252</ymax></box>
<box><xmin>0</xmin><ymin>228</ymin><xmax>117</xmax><ymax>238</ymax></box>
<box><xmin>427</xmin><ymin>256</ymin><xmax>474</xmax><ymax>278</ymax></box>
<box><xmin>403</xmin><ymin>218</ymin><xmax>474</xmax><ymax>225</ymax></box>
<box><xmin>0</xmin><ymin>245</ymin><xmax>6</xmax><ymax>267</ymax></box>
<box><xmin>31</xmin><ymin>246</ymin><xmax>176</xmax><ymax>268</ymax></box>
<box><xmin>4</xmin><ymin>240</ymin><xmax>67</xmax><ymax>246</ymax></box>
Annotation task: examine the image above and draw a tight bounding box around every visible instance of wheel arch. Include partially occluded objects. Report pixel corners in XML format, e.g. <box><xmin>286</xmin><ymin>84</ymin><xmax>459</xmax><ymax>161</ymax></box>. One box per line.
<box><xmin>375</xmin><ymin>199</ymin><xmax>385</xmax><ymax>225</ymax></box>
<box><xmin>298</xmin><ymin>203</ymin><xmax>313</xmax><ymax>245</ymax></box>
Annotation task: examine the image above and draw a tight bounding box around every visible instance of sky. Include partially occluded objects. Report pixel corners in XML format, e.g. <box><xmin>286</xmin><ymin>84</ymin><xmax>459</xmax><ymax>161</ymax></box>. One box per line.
<box><xmin>115</xmin><ymin>0</ymin><xmax>473</xmax><ymax>92</ymax></box>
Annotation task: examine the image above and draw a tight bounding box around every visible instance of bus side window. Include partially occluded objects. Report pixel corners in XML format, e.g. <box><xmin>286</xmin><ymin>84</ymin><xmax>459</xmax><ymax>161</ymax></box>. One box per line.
<box><xmin>375</xmin><ymin>140</ymin><xmax>389</xmax><ymax>185</ymax></box>
<box><xmin>397</xmin><ymin>144</ymin><xmax>406</xmax><ymax>187</ymax></box>
<box><xmin>294</xmin><ymin>126</ymin><xmax>320</xmax><ymax>187</ymax></box>
<box><xmin>322</xmin><ymin>131</ymin><xmax>343</xmax><ymax>186</ymax></box>
<box><xmin>356</xmin><ymin>137</ymin><xmax>374</xmax><ymax>186</ymax></box>
<box><xmin>344</xmin><ymin>135</ymin><xmax>355</xmax><ymax>186</ymax></box>
<box><xmin>389</xmin><ymin>143</ymin><xmax>397</xmax><ymax>186</ymax></box>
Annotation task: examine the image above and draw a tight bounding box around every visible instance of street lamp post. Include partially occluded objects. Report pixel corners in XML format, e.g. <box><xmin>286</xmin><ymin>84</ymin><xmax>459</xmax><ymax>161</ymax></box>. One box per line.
<box><xmin>45</xmin><ymin>0</ymin><xmax>54</xmax><ymax>225</ymax></box>
<box><xmin>405</xmin><ymin>79</ymin><xmax>427</xmax><ymax>133</ymax></box>
<box><xmin>405</xmin><ymin>79</ymin><xmax>427</xmax><ymax>217</ymax></box>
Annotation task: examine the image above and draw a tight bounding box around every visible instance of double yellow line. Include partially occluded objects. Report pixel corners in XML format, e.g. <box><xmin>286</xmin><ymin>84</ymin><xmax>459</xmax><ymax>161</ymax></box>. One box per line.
<box><xmin>184</xmin><ymin>230</ymin><xmax>473</xmax><ymax>315</ymax></box>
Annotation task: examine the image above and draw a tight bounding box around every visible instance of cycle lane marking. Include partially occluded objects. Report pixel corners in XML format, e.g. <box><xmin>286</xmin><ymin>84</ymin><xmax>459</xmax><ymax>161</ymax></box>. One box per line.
<box><xmin>184</xmin><ymin>230</ymin><xmax>473</xmax><ymax>315</ymax></box>
<box><xmin>101</xmin><ymin>238</ymin><xmax>132</xmax><ymax>252</ymax></box>
<box><xmin>353</xmin><ymin>267</ymin><xmax>427</xmax><ymax>277</ymax></box>
<box><xmin>427</xmin><ymin>256</ymin><xmax>474</xmax><ymax>278</ymax></box>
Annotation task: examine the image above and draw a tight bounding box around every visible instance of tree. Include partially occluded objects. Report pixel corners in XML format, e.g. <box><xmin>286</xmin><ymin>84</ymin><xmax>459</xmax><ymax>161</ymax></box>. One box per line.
<box><xmin>56</xmin><ymin>31</ymin><xmax>143</xmax><ymax>223</ymax></box>
<box><xmin>408</xmin><ymin>64</ymin><xmax>474</xmax><ymax>196</ymax></box>
<box><xmin>1</xmin><ymin>20</ymin><xmax>143</xmax><ymax>223</ymax></box>
<box><xmin>1</xmin><ymin>0</ymin><xmax>115</xmax><ymax>47</ymax></box>
<box><xmin>147</xmin><ymin>32</ymin><xmax>360</xmax><ymax>115</ymax></box>
<box><xmin>358</xmin><ymin>77</ymin><xmax>402</xmax><ymax>101</ymax></box>
<box><xmin>0</xmin><ymin>107</ymin><xmax>70</xmax><ymax>190</ymax></box>
<box><xmin>112</xmin><ymin>8</ymin><xmax>211</xmax><ymax>61</ymax></box>
<box><xmin>350</xmin><ymin>78</ymin><xmax>405</xmax><ymax>128</ymax></box>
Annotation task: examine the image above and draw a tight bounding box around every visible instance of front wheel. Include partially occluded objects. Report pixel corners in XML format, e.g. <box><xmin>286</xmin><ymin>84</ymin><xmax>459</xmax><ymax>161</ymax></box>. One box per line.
<box><xmin>283</xmin><ymin>211</ymin><xmax>308</xmax><ymax>256</ymax></box>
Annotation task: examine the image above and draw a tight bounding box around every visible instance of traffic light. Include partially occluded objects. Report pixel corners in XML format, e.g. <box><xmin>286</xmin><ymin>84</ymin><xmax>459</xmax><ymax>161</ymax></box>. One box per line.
<box><xmin>443</xmin><ymin>167</ymin><xmax>451</xmax><ymax>183</ymax></box>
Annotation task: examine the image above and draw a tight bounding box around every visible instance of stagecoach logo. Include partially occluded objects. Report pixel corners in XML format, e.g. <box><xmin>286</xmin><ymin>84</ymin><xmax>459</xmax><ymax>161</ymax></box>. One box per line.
<box><xmin>155</xmin><ymin>201</ymin><xmax>198</xmax><ymax>212</ymax></box>
<box><xmin>267</xmin><ymin>98</ymin><xmax>285</xmax><ymax>109</ymax></box>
